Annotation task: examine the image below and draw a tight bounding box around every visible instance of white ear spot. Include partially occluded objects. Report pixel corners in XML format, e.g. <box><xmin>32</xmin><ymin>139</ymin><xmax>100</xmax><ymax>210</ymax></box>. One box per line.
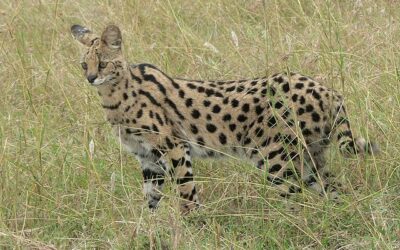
<box><xmin>71</xmin><ymin>24</ymin><xmax>91</xmax><ymax>39</ymax></box>
<box><xmin>71</xmin><ymin>24</ymin><xmax>97</xmax><ymax>47</ymax></box>
<box><xmin>109</xmin><ymin>40</ymin><xmax>122</xmax><ymax>49</ymax></box>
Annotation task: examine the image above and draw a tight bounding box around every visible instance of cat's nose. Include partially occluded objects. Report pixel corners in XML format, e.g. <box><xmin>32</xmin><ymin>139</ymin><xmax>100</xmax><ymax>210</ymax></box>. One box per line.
<box><xmin>87</xmin><ymin>74</ymin><xmax>97</xmax><ymax>83</ymax></box>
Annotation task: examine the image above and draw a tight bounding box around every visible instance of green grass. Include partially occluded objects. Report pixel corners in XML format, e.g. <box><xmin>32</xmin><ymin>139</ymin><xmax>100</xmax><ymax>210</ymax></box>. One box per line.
<box><xmin>0</xmin><ymin>0</ymin><xmax>399</xmax><ymax>249</ymax></box>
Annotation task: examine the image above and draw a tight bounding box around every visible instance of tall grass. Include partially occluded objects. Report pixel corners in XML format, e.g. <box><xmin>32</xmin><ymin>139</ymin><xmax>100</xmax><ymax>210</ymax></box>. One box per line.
<box><xmin>0</xmin><ymin>0</ymin><xmax>399</xmax><ymax>248</ymax></box>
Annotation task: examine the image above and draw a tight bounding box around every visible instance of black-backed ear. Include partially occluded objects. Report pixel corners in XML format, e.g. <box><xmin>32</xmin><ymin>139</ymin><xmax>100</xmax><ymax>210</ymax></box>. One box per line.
<box><xmin>101</xmin><ymin>25</ymin><xmax>122</xmax><ymax>50</ymax></box>
<box><xmin>71</xmin><ymin>24</ymin><xmax>98</xmax><ymax>46</ymax></box>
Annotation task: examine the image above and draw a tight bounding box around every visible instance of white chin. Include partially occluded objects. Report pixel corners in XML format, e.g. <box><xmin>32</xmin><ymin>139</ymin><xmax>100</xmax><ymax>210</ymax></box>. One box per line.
<box><xmin>92</xmin><ymin>78</ymin><xmax>106</xmax><ymax>86</ymax></box>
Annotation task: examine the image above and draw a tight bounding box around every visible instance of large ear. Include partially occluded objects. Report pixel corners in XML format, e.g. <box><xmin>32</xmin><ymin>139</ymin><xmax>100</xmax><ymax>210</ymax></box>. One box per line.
<box><xmin>101</xmin><ymin>25</ymin><xmax>122</xmax><ymax>50</ymax></box>
<box><xmin>71</xmin><ymin>24</ymin><xmax>98</xmax><ymax>46</ymax></box>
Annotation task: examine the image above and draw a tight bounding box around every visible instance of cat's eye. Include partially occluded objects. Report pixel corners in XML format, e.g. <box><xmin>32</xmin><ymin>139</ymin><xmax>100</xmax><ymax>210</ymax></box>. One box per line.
<box><xmin>81</xmin><ymin>62</ymin><xmax>88</xmax><ymax>70</ymax></box>
<box><xmin>99</xmin><ymin>61</ymin><xmax>108</xmax><ymax>69</ymax></box>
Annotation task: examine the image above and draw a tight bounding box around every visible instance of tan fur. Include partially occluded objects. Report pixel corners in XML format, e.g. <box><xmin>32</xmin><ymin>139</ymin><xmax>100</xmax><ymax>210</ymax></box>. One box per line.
<box><xmin>71</xmin><ymin>24</ymin><xmax>378</xmax><ymax>213</ymax></box>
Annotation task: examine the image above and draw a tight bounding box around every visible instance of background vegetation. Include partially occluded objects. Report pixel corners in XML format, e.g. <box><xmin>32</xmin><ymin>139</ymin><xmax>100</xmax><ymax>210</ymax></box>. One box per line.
<box><xmin>0</xmin><ymin>0</ymin><xmax>399</xmax><ymax>249</ymax></box>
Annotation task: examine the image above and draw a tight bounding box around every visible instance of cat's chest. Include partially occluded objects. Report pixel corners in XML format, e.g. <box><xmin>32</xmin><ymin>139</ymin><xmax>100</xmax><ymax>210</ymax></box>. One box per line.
<box><xmin>112</xmin><ymin>125</ymin><xmax>153</xmax><ymax>157</ymax></box>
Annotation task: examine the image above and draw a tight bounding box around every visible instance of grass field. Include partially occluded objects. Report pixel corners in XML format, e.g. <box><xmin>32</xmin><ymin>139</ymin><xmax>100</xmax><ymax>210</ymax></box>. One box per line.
<box><xmin>0</xmin><ymin>0</ymin><xmax>399</xmax><ymax>249</ymax></box>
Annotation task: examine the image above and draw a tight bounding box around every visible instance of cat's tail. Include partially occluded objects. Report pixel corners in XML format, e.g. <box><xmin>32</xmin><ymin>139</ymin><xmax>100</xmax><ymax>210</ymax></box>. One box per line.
<box><xmin>333</xmin><ymin>103</ymin><xmax>379</xmax><ymax>155</ymax></box>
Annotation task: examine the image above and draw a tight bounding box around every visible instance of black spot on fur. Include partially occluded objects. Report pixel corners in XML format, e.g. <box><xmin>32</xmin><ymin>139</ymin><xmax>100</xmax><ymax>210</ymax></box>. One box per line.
<box><xmin>302</xmin><ymin>128</ymin><xmax>312</xmax><ymax>136</ymax></box>
<box><xmin>255</xmin><ymin>105</ymin><xmax>265</xmax><ymax>115</ymax></box>
<box><xmin>203</xmin><ymin>100</ymin><xmax>211</xmax><ymax>107</ymax></box>
<box><xmin>223</xmin><ymin>114</ymin><xmax>232</xmax><ymax>121</ymax></box>
<box><xmin>295</xmin><ymin>83</ymin><xmax>304</xmax><ymax>89</ymax></box>
<box><xmin>273</xmin><ymin>133</ymin><xmax>283</xmax><ymax>143</ymax></box>
<box><xmin>237</xmin><ymin>114</ymin><xmax>248</xmax><ymax>122</ymax></box>
<box><xmin>185</xmin><ymin>98</ymin><xmax>193</xmax><ymax>107</ymax></box>
<box><xmin>176</xmin><ymin>172</ymin><xmax>193</xmax><ymax>185</ymax></box>
<box><xmin>219</xmin><ymin>133</ymin><xmax>227</xmax><ymax>144</ymax></box>
<box><xmin>155</xmin><ymin>113</ymin><xmax>164</xmax><ymax>126</ymax></box>
<box><xmin>152</xmin><ymin>124</ymin><xmax>159</xmax><ymax>132</ymax></box>
<box><xmin>274</xmin><ymin>101</ymin><xmax>283</xmax><ymax>109</ymax></box>
<box><xmin>237</xmin><ymin>86</ymin><xmax>245</xmax><ymax>92</ymax></box>
<box><xmin>283</xmin><ymin>169</ymin><xmax>294</xmax><ymax>178</ymax></box>
<box><xmin>125</xmin><ymin>128</ymin><xmax>140</xmax><ymax>135</ymax></box>
<box><xmin>274</xmin><ymin>76</ymin><xmax>284</xmax><ymax>83</ymax></box>
<box><xmin>166</xmin><ymin>137</ymin><xmax>174</xmax><ymax>149</ymax></box>
<box><xmin>124</xmin><ymin>106</ymin><xmax>131</xmax><ymax>112</ymax></box>
<box><xmin>231</xmin><ymin>99</ymin><xmax>239</xmax><ymax>108</ymax></box>
<box><xmin>212</xmin><ymin>105</ymin><xmax>221</xmax><ymax>113</ymax></box>
<box><xmin>336</xmin><ymin>117</ymin><xmax>349</xmax><ymax>126</ymax></box>
<box><xmin>269</xmin><ymin>164</ymin><xmax>282</xmax><ymax>173</ymax></box>
<box><xmin>136</xmin><ymin>109</ymin><xmax>143</xmax><ymax>118</ymax></box>
<box><xmin>191</xmin><ymin>109</ymin><xmax>201</xmax><ymax>119</ymax></box>
<box><xmin>142</xmin><ymin>169</ymin><xmax>163</xmax><ymax>182</ymax></box>
<box><xmin>297</xmin><ymin>108</ymin><xmax>305</xmax><ymax>116</ymax></box>
<box><xmin>269</xmin><ymin>86</ymin><xmax>276</xmax><ymax>96</ymax></box>
<box><xmin>319</xmin><ymin>101</ymin><xmax>325</xmax><ymax>112</ymax></box>
<box><xmin>141</xmin><ymin>125</ymin><xmax>151</xmax><ymax>131</ymax></box>
<box><xmin>205</xmin><ymin>88</ymin><xmax>215</xmax><ymax>96</ymax></box>
<box><xmin>299</xmin><ymin>76</ymin><xmax>307</xmax><ymax>81</ymax></box>
<box><xmin>268</xmin><ymin>147</ymin><xmax>284</xmax><ymax>160</ymax></box>
<box><xmin>261</xmin><ymin>137</ymin><xmax>271</xmax><ymax>147</ymax></box>
<box><xmin>268</xmin><ymin>176</ymin><xmax>283</xmax><ymax>185</ymax></box>
<box><xmin>243</xmin><ymin>137</ymin><xmax>252</xmax><ymax>145</ymax></box>
<box><xmin>312</xmin><ymin>91</ymin><xmax>321</xmax><ymax>100</ymax></box>
<box><xmin>312</xmin><ymin>112</ymin><xmax>321</xmax><ymax>122</ymax></box>
<box><xmin>190</xmin><ymin>124</ymin><xmax>198</xmax><ymax>134</ymax></box>
<box><xmin>236</xmin><ymin>133</ymin><xmax>242</xmax><ymax>142</ymax></box>
<box><xmin>242</xmin><ymin>103</ymin><xmax>250</xmax><ymax>113</ymax></box>
<box><xmin>187</xmin><ymin>83</ymin><xmax>196</xmax><ymax>89</ymax></box>
<box><xmin>197</xmin><ymin>137</ymin><xmax>205</xmax><ymax>146</ymax></box>
<box><xmin>261</xmin><ymin>88</ymin><xmax>268</xmax><ymax>97</ymax></box>
<box><xmin>305</xmin><ymin>104</ymin><xmax>314</xmax><ymax>112</ymax></box>
<box><xmin>267</xmin><ymin>116</ymin><xmax>277</xmax><ymax>127</ymax></box>
<box><xmin>179</xmin><ymin>90</ymin><xmax>185</xmax><ymax>98</ymax></box>
<box><xmin>206</xmin><ymin>123</ymin><xmax>217</xmax><ymax>133</ymax></box>
<box><xmin>299</xmin><ymin>96</ymin><xmax>305</xmax><ymax>104</ymax></box>
<box><xmin>282</xmin><ymin>83</ymin><xmax>290</xmax><ymax>92</ymax></box>
<box><xmin>247</xmin><ymin>88</ymin><xmax>258</xmax><ymax>94</ymax></box>
<box><xmin>255</xmin><ymin>127</ymin><xmax>264</xmax><ymax>137</ymax></box>
<box><xmin>226</xmin><ymin>86</ymin><xmax>235</xmax><ymax>92</ymax></box>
